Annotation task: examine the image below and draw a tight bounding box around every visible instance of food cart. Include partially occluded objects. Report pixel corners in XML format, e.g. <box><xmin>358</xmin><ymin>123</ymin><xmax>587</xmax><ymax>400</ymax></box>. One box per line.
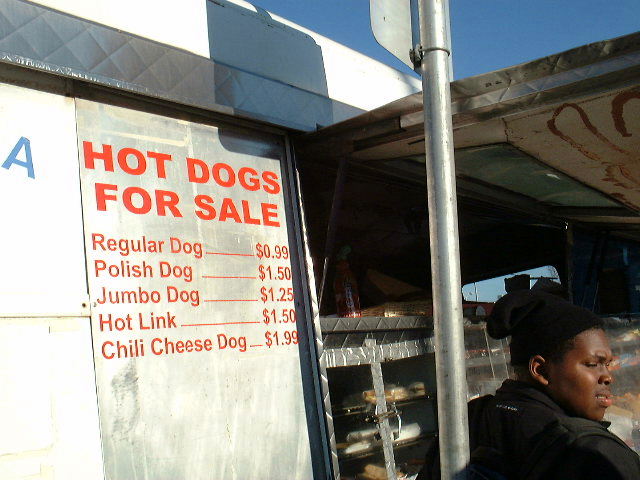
<box><xmin>1</xmin><ymin>0</ymin><xmax>640</xmax><ymax>479</ymax></box>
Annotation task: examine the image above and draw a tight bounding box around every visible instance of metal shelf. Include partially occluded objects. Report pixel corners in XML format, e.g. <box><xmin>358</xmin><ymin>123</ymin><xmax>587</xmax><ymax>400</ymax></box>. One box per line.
<box><xmin>338</xmin><ymin>434</ymin><xmax>434</xmax><ymax>461</ymax></box>
<box><xmin>466</xmin><ymin>352</ymin><xmax>510</xmax><ymax>368</ymax></box>
<box><xmin>332</xmin><ymin>394</ymin><xmax>434</xmax><ymax>418</ymax></box>
<box><xmin>323</xmin><ymin>338</ymin><xmax>435</xmax><ymax>368</ymax></box>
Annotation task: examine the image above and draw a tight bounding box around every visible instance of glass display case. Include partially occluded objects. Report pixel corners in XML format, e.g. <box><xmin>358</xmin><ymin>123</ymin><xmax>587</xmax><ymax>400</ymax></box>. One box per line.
<box><xmin>464</xmin><ymin>324</ymin><xmax>511</xmax><ymax>400</ymax></box>
<box><xmin>321</xmin><ymin>316</ymin><xmax>510</xmax><ymax>480</ymax></box>
<box><xmin>604</xmin><ymin>318</ymin><xmax>640</xmax><ymax>453</ymax></box>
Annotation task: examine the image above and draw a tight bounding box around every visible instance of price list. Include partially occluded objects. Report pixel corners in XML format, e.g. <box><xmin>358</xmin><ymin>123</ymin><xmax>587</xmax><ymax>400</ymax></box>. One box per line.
<box><xmin>255</xmin><ymin>244</ymin><xmax>298</xmax><ymax>348</ymax></box>
<box><xmin>195</xmin><ymin>242</ymin><xmax>299</xmax><ymax>351</ymax></box>
<box><xmin>85</xmin><ymin>237</ymin><xmax>300</xmax><ymax>357</ymax></box>
<box><xmin>79</xmin><ymin>153</ymin><xmax>302</xmax><ymax>357</ymax></box>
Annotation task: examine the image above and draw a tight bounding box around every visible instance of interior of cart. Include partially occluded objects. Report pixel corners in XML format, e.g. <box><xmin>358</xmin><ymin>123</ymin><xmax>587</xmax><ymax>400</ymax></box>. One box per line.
<box><xmin>295</xmin><ymin>154</ymin><xmax>640</xmax><ymax>479</ymax></box>
<box><xmin>292</xmin><ymin>33</ymin><xmax>640</xmax><ymax>478</ymax></box>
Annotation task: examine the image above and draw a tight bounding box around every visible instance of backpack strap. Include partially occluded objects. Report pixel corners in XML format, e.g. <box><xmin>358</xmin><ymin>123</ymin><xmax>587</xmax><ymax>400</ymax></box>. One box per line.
<box><xmin>518</xmin><ymin>416</ymin><xmax>628</xmax><ymax>480</ymax></box>
<box><xmin>469</xmin><ymin>445</ymin><xmax>508</xmax><ymax>480</ymax></box>
<box><xmin>467</xmin><ymin>395</ymin><xmax>511</xmax><ymax>478</ymax></box>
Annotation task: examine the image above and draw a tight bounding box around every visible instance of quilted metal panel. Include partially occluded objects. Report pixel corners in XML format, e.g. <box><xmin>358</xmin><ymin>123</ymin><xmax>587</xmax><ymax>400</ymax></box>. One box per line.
<box><xmin>320</xmin><ymin>315</ymin><xmax>433</xmax><ymax>333</ymax></box>
<box><xmin>450</xmin><ymin>50</ymin><xmax>640</xmax><ymax>125</ymax></box>
<box><xmin>0</xmin><ymin>0</ymin><xmax>362</xmax><ymax>131</ymax></box>
<box><xmin>288</xmin><ymin>142</ymin><xmax>340</xmax><ymax>479</ymax></box>
<box><xmin>306</xmin><ymin>32</ymin><xmax>640</xmax><ymax>139</ymax></box>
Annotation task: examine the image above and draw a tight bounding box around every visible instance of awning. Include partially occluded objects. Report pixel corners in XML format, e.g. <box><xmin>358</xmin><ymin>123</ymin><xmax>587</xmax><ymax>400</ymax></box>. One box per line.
<box><xmin>297</xmin><ymin>32</ymin><xmax>640</xmax><ymax>235</ymax></box>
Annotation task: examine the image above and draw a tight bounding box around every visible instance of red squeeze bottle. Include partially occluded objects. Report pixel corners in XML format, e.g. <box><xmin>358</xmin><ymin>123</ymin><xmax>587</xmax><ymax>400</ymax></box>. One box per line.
<box><xmin>334</xmin><ymin>246</ymin><xmax>361</xmax><ymax>317</ymax></box>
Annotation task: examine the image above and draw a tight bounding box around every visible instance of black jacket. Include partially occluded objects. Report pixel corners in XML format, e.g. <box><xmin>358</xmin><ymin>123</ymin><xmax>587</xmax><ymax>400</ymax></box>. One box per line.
<box><xmin>418</xmin><ymin>380</ymin><xmax>640</xmax><ymax>479</ymax></box>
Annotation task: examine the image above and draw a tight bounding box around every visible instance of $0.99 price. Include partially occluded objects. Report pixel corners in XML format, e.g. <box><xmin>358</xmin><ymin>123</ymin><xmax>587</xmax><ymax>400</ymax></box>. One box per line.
<box><xmin>260</xmin><ymin>286</ymin><xmax>294</xmax><ymax>302</ymax></box>
<box><xmin>265</xmin><ymin>330</ymin><xmax>298</xmax><ymax>347</ymax></box>
<box><xmin>256</xmin><ymin>243</ymin><xmax>289</xmax><ymax>260</ymax></box>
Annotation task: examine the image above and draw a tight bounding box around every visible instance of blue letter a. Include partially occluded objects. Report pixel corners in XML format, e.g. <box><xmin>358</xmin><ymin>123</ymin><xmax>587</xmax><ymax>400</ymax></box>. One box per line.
<box><xmin>2</xmin><ymin>137</ymin><xmax>35</xmax><ymax>179</ymax></box>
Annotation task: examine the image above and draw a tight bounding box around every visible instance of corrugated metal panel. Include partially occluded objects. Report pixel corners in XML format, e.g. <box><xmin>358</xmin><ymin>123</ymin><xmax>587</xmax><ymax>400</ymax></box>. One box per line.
<box><xmin>304</xmin><ymin>32</ymin><xmax>640</xmax><ymax>136</ymax></box>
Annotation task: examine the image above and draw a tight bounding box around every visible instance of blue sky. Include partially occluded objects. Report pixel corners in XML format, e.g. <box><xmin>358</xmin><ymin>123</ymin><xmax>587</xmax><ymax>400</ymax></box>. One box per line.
<box><xmin>253</xmin><ymin>0</ymin><xmax>640</xmax><ymax>79</ymax></box>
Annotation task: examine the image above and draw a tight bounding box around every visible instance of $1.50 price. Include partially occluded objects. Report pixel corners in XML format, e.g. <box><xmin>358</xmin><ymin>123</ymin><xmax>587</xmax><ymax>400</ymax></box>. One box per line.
<box><xmin>258</xmin><ymin>265</ymin><xmax>292</xmax><ymax>281</ymax></box>
<box><xmin>263</xmin><ymin>308</ymin><xmax>297</xmax><ymax>324</ymax></box>
<box><xmin>265</xmin><ymin>330</ymin><xmax>298</xmax><ymax>347</ymax></box>
<box><xmin>256</xmin><ymin>243</ymin><xmax>289</xmax><ymax>260</ymax></box>
<box><xmin>260</xmin><ymin>286</ymin><xmax>294</xmax><ymax>302</ymax></box>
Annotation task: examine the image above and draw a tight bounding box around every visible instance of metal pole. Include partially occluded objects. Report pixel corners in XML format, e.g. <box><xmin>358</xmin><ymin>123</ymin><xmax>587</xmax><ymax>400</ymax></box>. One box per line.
<box><xmin>366</xmin><ymin>339</ymin><xmax>397</xmax><ymax>480</ymax></box>
<box><xmin>565</xmin><ymin>223</ymin><xmax>574</xmax><ymax>302</ymax></box>
<box><xmin>318</xmin><ymin>157</ymin><xmax>349</xmax><ymax>311</ymax></box>
<box><xmin>416</xmin><ymin>0</ymin><xmax>469</xmax><ymax>478</ymax></box>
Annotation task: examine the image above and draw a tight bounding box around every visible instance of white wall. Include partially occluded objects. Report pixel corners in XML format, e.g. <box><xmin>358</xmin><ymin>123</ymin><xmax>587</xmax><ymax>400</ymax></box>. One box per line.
<box><xmin>0</xmin><ymin>83</ymin><xmax>103</xmax><ymax>480</ymax></box>
<box><xmin>30</xmin><ymin>0</ymin><xmax>420</xmax><ymax>112</ymax></box>
<box><xmin>0</xmin><ymin>84</ymin><xmax>88</xmax><ymax>316</ymax></box>
<box><xmin>225</xmin><ymin>0</ymin><xmax>421</xmax><ymax>110</ymax></box>
<box><xmin>0</xmin><ymin>318</ymin><xmax>104</xmax><ymax>480</ymax></box>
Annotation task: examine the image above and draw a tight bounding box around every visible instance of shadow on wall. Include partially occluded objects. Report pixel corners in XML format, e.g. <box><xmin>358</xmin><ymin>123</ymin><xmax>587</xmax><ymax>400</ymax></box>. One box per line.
<box><xmin>206</xmin><ymin>0</ymin><xmax>331</xmax><ymax>135</ymax></box>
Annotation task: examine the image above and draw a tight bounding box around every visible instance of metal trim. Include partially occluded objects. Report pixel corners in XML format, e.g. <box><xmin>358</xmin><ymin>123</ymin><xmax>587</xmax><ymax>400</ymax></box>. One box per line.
<box><xmin>320</xmin><ymin>315</ymin><xmax>432</xmax><ymax>332</ymax></box>
<box><xmin>366</xmin><ymin>338</ymin><xmax>398</xmax><ymax>480</ymax></box>
<box><xmin>324</xmin><ymin>338</ymin><xmax>434</xmax><ymax>367</ymax></box>
<box><xmin>323</xmin><ymin>331</ymin><xmax>428</xmax><ymax>350</ymax></box>
<box><xmin>284</xmin><ymin>136</ymin><xmax>338</xmax><ymax>480</ymax></box>
<box><xmin>317</xmin><ymin>157</ymin><xmax>349</xmax><ymax>311</ymax></box>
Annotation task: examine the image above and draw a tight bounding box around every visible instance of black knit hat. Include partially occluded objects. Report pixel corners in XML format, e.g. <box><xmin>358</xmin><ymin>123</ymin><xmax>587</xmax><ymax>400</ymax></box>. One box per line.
<box><xmin>486</xmin><ymin>290</ymin><xmax>603</xmax><ymax>366</ymax></box>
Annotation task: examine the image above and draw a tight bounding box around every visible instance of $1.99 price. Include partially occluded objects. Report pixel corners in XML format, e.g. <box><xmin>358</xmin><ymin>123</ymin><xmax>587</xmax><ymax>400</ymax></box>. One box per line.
<box><xmin>265</xmin><ymin>330</ymin><xmax>298</xmax><ymax>347</ymax></box>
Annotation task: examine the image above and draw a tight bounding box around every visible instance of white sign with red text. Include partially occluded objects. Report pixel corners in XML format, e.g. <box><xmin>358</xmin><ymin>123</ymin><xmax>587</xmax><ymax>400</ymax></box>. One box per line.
<box><xmin>77</xmin><ymin>99</ymin><xmax>312</xmax><ymax>480</ymax></box>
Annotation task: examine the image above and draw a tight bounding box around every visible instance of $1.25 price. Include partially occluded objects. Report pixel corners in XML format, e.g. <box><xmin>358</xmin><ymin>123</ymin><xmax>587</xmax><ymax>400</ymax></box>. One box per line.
<box><xmin>260</xmin><ymin>286</ymin><xmax>294</xmax><ymax>302</ymax></box>
<box><xmin>265</xmin><ymin>330</ymin><xmax>298</xmax><ymax>347</ymax></box>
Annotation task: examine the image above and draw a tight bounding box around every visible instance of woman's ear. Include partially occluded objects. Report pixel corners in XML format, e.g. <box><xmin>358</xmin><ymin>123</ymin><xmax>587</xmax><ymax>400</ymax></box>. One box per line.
<box><xmin>529</xmin><ymin>355</ymin><xmax>550</xmax><ymax>386</ymax></box>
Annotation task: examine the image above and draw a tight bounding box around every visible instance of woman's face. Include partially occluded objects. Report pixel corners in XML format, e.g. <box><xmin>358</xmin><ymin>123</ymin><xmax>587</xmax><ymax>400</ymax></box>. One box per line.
<box><xmin>544</xmin><ymin>329</ymin><xmax>614</xmax><ymax>421</ymax></box>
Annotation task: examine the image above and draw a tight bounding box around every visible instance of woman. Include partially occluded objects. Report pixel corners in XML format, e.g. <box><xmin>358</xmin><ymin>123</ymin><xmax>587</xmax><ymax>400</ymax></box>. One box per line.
<box><xmin>418</xmin><ymin>290</ymin><xmax>640</xmax><ymax>479</ymax></box>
